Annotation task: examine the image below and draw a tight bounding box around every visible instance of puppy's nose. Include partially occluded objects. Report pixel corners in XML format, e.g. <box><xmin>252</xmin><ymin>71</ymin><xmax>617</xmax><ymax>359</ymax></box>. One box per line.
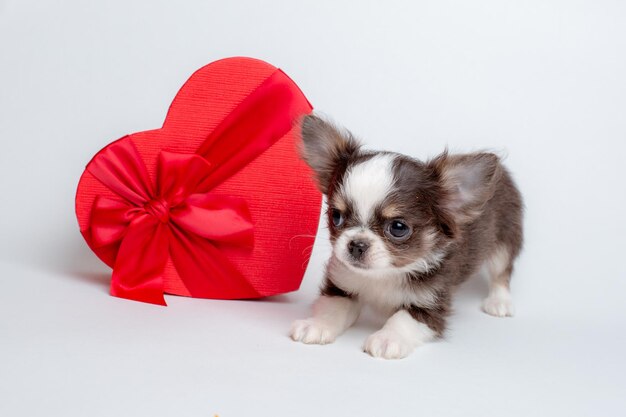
<box><xmin>348</xmin><ymin>240</ymin><xmax>370</xmax><ymax>260</ymax></box>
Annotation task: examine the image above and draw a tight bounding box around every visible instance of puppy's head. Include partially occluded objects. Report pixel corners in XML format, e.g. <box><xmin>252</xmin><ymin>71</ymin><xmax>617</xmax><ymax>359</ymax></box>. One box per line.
<box><xmin>300</xmin><ymin>114</ymin><xmax>501</xmax><ymax>275</ymax></box>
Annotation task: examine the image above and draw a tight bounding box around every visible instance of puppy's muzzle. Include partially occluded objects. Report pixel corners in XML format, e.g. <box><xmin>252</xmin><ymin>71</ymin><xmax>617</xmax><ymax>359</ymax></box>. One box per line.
<box><xmin>348</xmin><ymin>240</ymin><xmax>370</xmax><ymax>260</ymax></box>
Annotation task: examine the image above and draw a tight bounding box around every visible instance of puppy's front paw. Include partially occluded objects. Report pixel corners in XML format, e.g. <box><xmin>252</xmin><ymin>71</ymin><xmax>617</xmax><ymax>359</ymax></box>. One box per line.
<box><xmin>482</xmin><ymin>295</ymin><xmax>515</xmax><ymax>317</ymax></box>
<box><xmin>363</xmin><ymin>330</ymin><xmax>416</xmax><ymax>359</ymax></box>
<box><xmin>290</xmin><ymin>319</ymin><xmax>337</xmax><ymax>345</ymax></box>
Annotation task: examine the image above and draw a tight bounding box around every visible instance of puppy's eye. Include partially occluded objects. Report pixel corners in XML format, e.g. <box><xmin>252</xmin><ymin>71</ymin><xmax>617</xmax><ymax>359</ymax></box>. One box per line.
<box><xmin>331</xmin><ymin>208</ymin><xmax>345</xmax><ymax>227</ymax></box>
<box><xmin>385</xmin><ymin>220</ymin><xmax>412</xmax><ymax>241</ymax></box>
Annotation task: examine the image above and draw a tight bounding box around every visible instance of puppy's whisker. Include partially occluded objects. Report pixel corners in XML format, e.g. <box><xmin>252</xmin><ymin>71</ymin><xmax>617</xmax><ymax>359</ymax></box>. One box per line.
<box><xmin>288</xmin><ymin>234</ymin><xmax>320</xmax><ymax>250</ymax></box>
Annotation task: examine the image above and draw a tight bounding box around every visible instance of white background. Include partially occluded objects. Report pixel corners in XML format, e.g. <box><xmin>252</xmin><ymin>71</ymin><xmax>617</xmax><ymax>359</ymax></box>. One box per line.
<box><xmin>1</xmin><ymin>1</ymin><xmax>625</xmax><ymax>416</ymax></box>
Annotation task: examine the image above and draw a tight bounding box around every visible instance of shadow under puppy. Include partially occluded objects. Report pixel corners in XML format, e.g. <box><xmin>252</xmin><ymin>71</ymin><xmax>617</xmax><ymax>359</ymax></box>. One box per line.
<box><xmin>290</xmin><ymin>115</ymin><xmax>523</xmax><ymax>359</ymax></box>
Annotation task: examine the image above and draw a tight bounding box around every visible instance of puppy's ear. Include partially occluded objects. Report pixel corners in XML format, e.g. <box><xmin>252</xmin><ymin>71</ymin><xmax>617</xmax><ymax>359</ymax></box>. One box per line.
<box><xmin>299</xmin><ymin>114</ymin><xmax>361</xmax><ymax>194</ymax></box>
<box><xmin>429</xmin><ymin>151</ymin><xmax>502</xmax><ymax>230</ymax></box>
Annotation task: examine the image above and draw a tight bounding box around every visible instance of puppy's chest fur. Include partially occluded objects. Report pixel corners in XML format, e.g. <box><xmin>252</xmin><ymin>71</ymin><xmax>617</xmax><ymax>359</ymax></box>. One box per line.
<box><xmin>327</xmin><ymin>256</ymin><xmax>440</xmax><ymax>313</ymax></box>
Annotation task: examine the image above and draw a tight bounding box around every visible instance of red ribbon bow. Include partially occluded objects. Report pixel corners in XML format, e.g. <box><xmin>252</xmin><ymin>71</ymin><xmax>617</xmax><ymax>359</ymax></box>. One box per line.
<box><xmin>89</xmin><ymin>143</ymin><xmax>257</xmax><ymax>305</ymax></box>
<box><xmin>84</xmin><ymin>69</ymin><xmax>312</xmax><ymax>305</ymax></box>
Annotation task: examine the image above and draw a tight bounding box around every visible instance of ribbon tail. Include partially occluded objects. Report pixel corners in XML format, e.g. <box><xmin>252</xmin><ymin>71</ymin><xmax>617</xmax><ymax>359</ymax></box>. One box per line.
<box><xmin>168</xmin><ymin>225</ymin><xmax>260</xmax><ymax>299</ymax></box>
<box><xmin>110</xmin><ymin>214</ymin><xmax>170</xmax><ymax>306</ymax></box>
<box><xmin>195</xmin><ymin>69</ymin><xmax>313</xmax><ymax>191</ymax></box>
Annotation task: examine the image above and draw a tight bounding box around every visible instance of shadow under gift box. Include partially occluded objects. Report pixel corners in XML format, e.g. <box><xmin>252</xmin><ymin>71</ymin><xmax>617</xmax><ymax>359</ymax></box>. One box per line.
<box><xmin>75</xmin><ymin>57</ymin><xmax>322</xmax><ymax>305</ymax></box>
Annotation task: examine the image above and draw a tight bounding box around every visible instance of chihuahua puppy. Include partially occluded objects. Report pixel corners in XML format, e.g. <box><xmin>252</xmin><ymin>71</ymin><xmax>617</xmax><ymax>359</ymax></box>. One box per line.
<box><xmin>290</xmin><ymin>115</ymin><xmax>523</xmax><ymax>359</ymax></box>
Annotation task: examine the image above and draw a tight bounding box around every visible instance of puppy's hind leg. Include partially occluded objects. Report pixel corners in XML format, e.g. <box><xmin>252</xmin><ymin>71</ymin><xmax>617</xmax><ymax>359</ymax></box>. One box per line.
<box><xmin>481</xmin><ymin>245</ymin><xmax>515</xmax><ymax>317</ymax></box>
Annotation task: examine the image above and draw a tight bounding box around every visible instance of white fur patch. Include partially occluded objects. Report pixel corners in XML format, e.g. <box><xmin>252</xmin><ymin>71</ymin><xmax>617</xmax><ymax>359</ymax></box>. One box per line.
<box><xmin>327</xmin><ymin>256</ymin><xmax>440</xmax><ymax>313</ymax></box>
<box><xmin>363</xmin><ymin>310</ymin><xmax>435</xmax><ymax>359</ymax></box>
<box><xmin>482</xmin><ymin>284</ymin><xmax>515</xmax><ymax>317</ymax></box>
<box><xmin>290</xmin><ymin>295</ymin><xmax>360</xmax><ymax>344</ymax></box>
<box><xmin>340</xmin><ymin>154</ymin><xmax>396</xmax><ymax>223</ymax></box>
<box><xmin>484</xmin><ymin>245</ymin><xmax>510</xmax><ymax>280</ymax></box>
<box><xmin>396</xmin><ymin>251</ymin><xmax>446</xmax><ymax>274</ymax></box>
<box><xmin>481</xmin><ymin>245</ymin><xmax>515</xmax><ymax>317</ymax></box>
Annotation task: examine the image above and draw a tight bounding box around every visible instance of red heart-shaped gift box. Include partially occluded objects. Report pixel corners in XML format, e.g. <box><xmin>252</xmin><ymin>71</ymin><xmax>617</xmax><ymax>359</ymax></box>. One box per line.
<box><xmin>75</xmin><ymin>57</ymin><xmax>322</xmax><ymax>305</ymax></box>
